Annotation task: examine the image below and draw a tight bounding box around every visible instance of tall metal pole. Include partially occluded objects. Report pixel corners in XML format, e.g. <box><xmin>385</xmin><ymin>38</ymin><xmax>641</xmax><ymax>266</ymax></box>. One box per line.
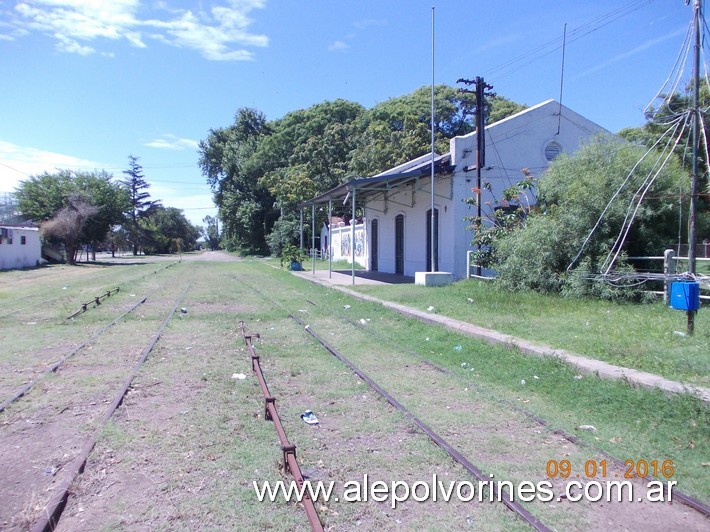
<box><xmin>299</xmin><ymin>207</ymin><xmax>304</xmax><ymax>251</ymax></box>
<box><xmin>351</xmin><ymin>187</ymin><xmax>356</xmax><ymax>285</ymax></box>
<box><xmin>430</xmin><ymin>6</ymin><xmax>436</xmax><ymax>272</ymax></box>
<box><xmin>687</xmin><ymin>0</ymin><xmax>701</xmax><ymax>334</ymax></box>
<box><xmin>311</xmin><ymin>204</ymin><xmax>316</xmax><ymax>274</ymax></box>
<box><xmin>328</xmin><ymin>199</ymin><xmax>333</xmax><ymax>279</ymax></box>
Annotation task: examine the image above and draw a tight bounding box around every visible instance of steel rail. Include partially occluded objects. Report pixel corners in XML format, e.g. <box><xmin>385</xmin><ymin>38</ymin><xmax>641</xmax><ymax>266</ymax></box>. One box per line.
<box><xmin>66</xmin><ymin>287</ymin><xmax>120</xmax><ymax>320</ymax></box>
<box><xmin>246</xmin><ymin>279</ymin><xmax>710</xmax><ymax>523</ymax></box>
<box><xmin>239</xmin><ymin>321</ymin><xmax>324</xmax><ymax>532</ymax></box>
<box><xmin>338</xmin><ymin>311</ymin><xmax>710</xmax><ymax>517</ymax></box>
<box><xmin>290</xmin><ymin>313</ymin><xmax>551</xmax><ymax>532</ymax></box>
<box><xmin>0</xmin><ymin>287</ymin><xmax>159</xmax><ymax>413</ymax></box>
<box><xmin>30</xmin><ymin>283</ymin><xmax>190</xmax><ymax>532</ymax></box>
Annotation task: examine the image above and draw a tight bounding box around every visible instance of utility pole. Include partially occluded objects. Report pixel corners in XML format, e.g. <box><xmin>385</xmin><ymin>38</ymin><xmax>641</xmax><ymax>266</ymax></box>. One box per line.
<box><xmin>687</xmin><ymin>0</ymin><xmax>701</xmax><ymax>335</ymax></box>
<box><xmin>458</xmin><ymin>76</ymin><xmax>494</xmax><ymax>276</ymax></box>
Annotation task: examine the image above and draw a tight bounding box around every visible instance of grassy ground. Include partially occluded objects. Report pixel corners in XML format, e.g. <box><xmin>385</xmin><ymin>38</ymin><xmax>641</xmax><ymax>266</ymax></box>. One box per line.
<box><xmin>345</xmin><ymin>277</ymin><xmax>710</xmax><ymax>387</ymax></box>
<box><xmin>2</xmin><ymin>257</ymin><xmax>708</xmax><ymax>530</ymax></box>
<box><xmin>242</xmin><ymin>262</ymin><xmax>708</xmax><ymax>503</ymax></box>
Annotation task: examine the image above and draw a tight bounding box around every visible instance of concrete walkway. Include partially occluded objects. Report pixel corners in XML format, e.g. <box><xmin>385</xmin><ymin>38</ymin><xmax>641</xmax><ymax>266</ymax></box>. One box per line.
<box><xmin>293</xmin><ymin>270</ymin><xmax>710</xmax><ymax>403</ymax></box>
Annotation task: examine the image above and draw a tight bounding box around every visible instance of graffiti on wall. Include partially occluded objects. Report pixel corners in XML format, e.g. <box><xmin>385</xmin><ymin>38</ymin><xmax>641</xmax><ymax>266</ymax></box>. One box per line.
<box><xmin>354</xmin><ymin>230</ymin><xmax>364</xmax><ymax>257</ymax></box>
<box><xmin>341</xmin><ymin>233</ymin><xmax>351</xmax><ymax>257</ymax></box>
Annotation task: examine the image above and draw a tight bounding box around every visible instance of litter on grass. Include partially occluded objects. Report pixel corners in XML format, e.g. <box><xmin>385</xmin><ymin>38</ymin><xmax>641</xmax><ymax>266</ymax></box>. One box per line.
<box><xmin>577</xmin><ymin>425</ymin><xmax>597</xmax><ymax>432</ymax></box>
<box><xmin>231</xmin><ymin>373</ymin><xmax>247</xmax><ymax>380</ymax></box>
<box><xmin>427</xmin><ymin>305</ymin><xmax>435</xmax><ymax>311</ymax></box>
<box><xmin>301</xmin><ymin>410</ymin><xmax>319</xmax><ymax>425</ymax></box>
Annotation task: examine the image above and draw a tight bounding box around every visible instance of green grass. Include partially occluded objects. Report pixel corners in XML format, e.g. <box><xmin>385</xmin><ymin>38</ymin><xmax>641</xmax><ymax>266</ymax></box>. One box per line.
<box><xmin>239</xmin><ymin>261</ymin><xmax>709</xmax><ymax>505</ymax></box>
<box><xmin>4</xmin><ymin>258</ymin><xmax>708</xmax><ymax>530</ymax></box>
<box><xmin>350</xmin><ymin>278</ymin><xmax>710</xmax><ymax>387</ymax></box>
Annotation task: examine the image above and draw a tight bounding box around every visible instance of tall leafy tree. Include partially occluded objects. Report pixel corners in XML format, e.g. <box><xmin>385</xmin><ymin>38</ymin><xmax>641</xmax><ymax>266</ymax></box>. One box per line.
<box><xmin>199</xmin><ymin>87</ymin><xmax>526</xmax><ymax>257</ymax></box>
<box><xmin>121</xmin><ymin>155</ymin><xmax>160</xmax><ymax>255</ymax></box>
<box><xmin>349</xmin><ymin>86</ymin><xmax>525</xmax><ymax>176</ymax></box>
<box><xmin>140</xmin><ymin>206</ymin><xmax>199</xmax><ymax>255</ymax></box>
<box><xmin>199</xmin><ymin>107</ymin><xmax>275</xmax><ymax>253</ymax></box>
<box><xmin>201</xmin><ymin>215</ymin><xmax>220</xmax><ymax>250</ymax></box>
<box><xmin>15</xmin><ymin>170</ymin><xmax>129</xmax><ymax>263</ymax></box>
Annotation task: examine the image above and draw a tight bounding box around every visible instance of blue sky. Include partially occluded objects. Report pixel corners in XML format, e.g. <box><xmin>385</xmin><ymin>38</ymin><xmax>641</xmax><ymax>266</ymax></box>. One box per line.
<box><xmin>0</xmin><ymin>0</ymin><xmax>700</xmax><ymax>227</ymax></box>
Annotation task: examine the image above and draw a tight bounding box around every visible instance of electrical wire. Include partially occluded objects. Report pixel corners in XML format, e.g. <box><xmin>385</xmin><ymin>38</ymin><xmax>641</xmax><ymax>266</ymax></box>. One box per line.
<box><xmin>566</xmin><ymin>115</ymin><xmax>685</xmax><ymax>272</ymax></box>
<box><xmin>601</xmin><ymin>114</ymin><xmax>689</xmax><ymax>274</ymax></box>
<box><xmin>486</xmin><ymin>0</ymin><xmax>656</xmax><ymax>82</ymax></box>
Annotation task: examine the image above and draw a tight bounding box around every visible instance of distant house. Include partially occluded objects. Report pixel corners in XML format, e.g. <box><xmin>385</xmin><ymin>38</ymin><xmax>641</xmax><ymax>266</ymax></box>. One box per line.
<box><xmin>0</xmin><ymin>224</ymin><xmax>42</xmax><ymax>270</ymax></box>
<box><xmin>307</xmin><ymin>100</ymin><xmax>610</xmax><ymax>280</ymax></box>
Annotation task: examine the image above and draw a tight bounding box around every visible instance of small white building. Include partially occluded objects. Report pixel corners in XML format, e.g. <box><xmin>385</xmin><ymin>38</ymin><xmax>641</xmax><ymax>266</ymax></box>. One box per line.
<box><xmin>0</xmin><ymin>224</ymin><xmax>42</xmax><ymax>270</ymax></box>
<box><xmin>308</xmin><ymin>100</ymin><xmax>610</xmax><ymax>281</ymax></box>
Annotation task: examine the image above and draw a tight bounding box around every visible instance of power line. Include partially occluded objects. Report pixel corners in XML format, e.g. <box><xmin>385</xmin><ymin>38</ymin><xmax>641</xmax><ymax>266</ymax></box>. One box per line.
<box><xmin>485</xmin><ymin>0</ymin><xmax>656</xmax><ymax>82</ymax></box>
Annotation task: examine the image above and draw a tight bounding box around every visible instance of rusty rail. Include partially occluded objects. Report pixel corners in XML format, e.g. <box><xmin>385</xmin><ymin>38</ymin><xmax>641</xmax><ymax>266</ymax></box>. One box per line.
<box><xmin>66</xmin><ymin>287</ymin><xmax>120</xmax><ymax>320</ymax></box>
<box><xmin>239</xmin><ymin>321</ymin><xmax>324</xmax><ymax>532</ymax></box>
<box><xmin>290</xmin><ymin>314</ymin><xmax>551</xmax><ymax>532</ymax></box>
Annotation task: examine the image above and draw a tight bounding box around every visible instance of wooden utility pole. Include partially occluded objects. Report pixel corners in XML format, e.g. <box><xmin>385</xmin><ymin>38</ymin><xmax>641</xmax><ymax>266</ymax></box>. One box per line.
<box><xmin>458</xmin><ymin>76</ymin><xmax>494</xmax><ymax>276</ymax></box>
<box><xmin>687</xmin><ymin>0</ymin><xmax>701</xmax><ymax>335</ymax></box>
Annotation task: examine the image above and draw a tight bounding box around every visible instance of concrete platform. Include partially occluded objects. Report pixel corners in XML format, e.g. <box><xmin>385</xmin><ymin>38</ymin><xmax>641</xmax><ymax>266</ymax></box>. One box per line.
<box><xmin>291</xmin><ymin>269</ymin><xmax>414</xmax><ymax>286</ymax></box>
<box><xmin>415</xmin><ymin>271</ymin><xmax>453</xmax><ymax>287</ymax></box>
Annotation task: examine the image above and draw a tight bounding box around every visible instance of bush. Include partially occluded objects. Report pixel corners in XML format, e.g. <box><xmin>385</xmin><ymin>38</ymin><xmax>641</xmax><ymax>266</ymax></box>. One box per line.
<box><xmin>485</xmin><ymin>136</ymin><xmax>689</xmax><ymax>300</ymax></box>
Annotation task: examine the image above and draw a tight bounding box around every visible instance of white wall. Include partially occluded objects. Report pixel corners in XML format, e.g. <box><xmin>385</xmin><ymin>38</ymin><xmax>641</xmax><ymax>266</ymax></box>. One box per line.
<box><xmin>326</xmin><ymin>222</ymin><xmax>368</xmax><ymax>267</ymax></box>
<box><xmin>450</xmin><ymin>100</ymin><xmax>610</xmax><ymax>279</ymax></box>
<box><xmin>0</xmin><ymin>226</ymin><xmax>42</xmax><ymax>270</ymax></box>
<box><xmin>364</xmin><ymin>175</ymin><xmax>455</xmax><ymax>277</ymax></box>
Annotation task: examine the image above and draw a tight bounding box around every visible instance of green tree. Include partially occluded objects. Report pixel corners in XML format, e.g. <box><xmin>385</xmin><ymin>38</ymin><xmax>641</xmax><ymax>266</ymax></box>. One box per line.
<box><xmin>201</xmin><ymin>215</ymin><xmax>221</xmax><ymax>250</ymax></box>
<box><xmin>121</xmin><ymin>155</ymin><xmax>160</xmax><ymax>255</ymax></box>
<box><xmin>140</xmin><ymin>206</ymin><xmax>199</xmax><ymax>255</ymax></box>
<box><xmin>349</xmin><ymin>86</ymin><xmax>525</xmax><ymax>177</ymax></box>
<box><xmin>484</xmin><ymin>137</ymin><xmax>689</xmax><ymax>299</ymax></box>
<box><xmin>199</xmin><ymin>108</ymin><xmax>275</xmax><ymax>254</ymax></box>
<box><xmin>40</xmin><ymin>193</ymin><xmax>99</xmax><ymax>264</ymax></box>
<box><xmin>15</xmin><ymin>170</ymin><xmax>129</xmax><ymax>262</ymax></box>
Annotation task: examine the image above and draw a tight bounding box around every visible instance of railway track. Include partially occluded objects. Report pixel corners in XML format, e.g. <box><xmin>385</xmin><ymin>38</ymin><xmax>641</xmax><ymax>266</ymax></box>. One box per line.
<box><xmin>0</xmin><ymin>282</ymin><xmax>189</xmax><ymax>531</ymax></box>
<box><xmin>0</xmin><ymin>288</ymin><xmax>157</xmax><ymax>413</ymax></box>
<box><xmin>243</xmin><ymin>277</ymin><xmax>710</xmax><ymax>531</ymax></box>
<box><xmin>2</xmin><ymin>259</ymin><xmax>706</xmax><ymax>530</ymax></box>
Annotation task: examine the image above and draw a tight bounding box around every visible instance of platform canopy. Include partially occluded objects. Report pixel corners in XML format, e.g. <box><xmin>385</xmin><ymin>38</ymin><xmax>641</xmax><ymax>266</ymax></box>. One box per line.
<box><xmin>300</xmin><ymin>153</ymin><xmax>453</xmax><ymax>207</ymax></box>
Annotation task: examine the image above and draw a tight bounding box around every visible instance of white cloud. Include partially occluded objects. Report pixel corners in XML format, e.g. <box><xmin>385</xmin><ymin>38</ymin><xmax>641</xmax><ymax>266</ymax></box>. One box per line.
<box><xmin>328</xmin><ymin>40</ymin><xmax>349</xmax><ymax>52</ymax></box>
<box><xmin>0</xmin><ymin>140</ymin><xmax>109</xmax><ymax>192</ymax></box>
<box><xmin>8</xmin><ymin>0</ymin><xmax>268</xmax><ymax>60</ymax></box>
<box><xmin>145</xmin><ymin>135</ymin><xmax>199</xmax><ymax>151</ymax></box>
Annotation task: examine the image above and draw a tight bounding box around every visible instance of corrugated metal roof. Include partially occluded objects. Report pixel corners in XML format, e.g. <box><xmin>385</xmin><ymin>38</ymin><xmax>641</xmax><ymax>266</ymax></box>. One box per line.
<box><xmin>301</xmin><ymin>153</ymin><xmax>453</xmax><ymax>206</ymax></box>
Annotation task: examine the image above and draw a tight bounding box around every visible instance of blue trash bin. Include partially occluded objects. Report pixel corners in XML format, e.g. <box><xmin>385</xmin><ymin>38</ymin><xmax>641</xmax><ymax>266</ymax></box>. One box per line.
<box><xmin>670</xmin><ymin>282</ymin><xmax>700</xmax><ymax>311</ymax></box>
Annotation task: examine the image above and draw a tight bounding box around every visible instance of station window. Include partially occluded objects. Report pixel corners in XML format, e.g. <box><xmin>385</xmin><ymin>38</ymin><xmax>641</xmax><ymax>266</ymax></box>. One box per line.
<box><xmin>21</xmin><ymin>236</ymin><xmax>27</xmax><ymax>245</ymax></box>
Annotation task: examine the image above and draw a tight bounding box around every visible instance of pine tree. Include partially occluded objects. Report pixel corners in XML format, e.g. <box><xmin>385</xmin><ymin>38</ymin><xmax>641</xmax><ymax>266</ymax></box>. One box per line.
<box><xmin>121</xmin><ymin>155</ymin><xmax>160</xmax><ymax>255</ymax></box>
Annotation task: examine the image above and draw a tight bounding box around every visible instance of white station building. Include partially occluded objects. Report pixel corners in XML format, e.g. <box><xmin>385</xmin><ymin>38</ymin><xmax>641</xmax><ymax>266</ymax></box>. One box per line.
<box><xmin>308</xmin><ymin>100</ymin><xmax>610</xmax><ymax>283</ymax></box>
